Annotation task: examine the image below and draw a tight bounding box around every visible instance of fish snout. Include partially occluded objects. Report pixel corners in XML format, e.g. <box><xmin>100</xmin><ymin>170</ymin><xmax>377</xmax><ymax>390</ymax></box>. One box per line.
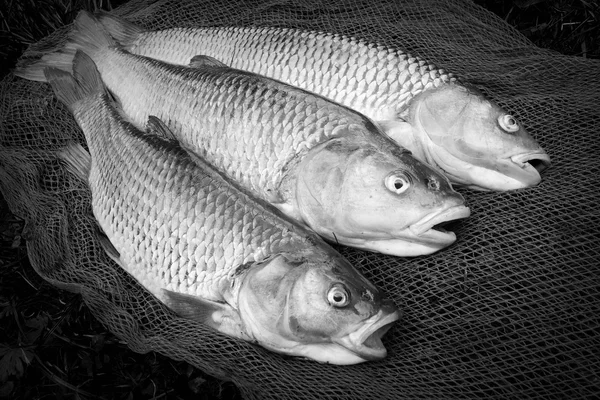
<box><xmin>413</xmin><ymin>166</ymin><xmax>466</xmax><ymax>208</ymax></box>
<box><xmin>380</xmin><ymin>298</ymin><xmax>401</xmax><ymax>317</ymax></box>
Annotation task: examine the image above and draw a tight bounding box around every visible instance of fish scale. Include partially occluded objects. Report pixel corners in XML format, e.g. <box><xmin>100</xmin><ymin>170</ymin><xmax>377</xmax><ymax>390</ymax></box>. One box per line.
<box><xmin>84</xmin><ymin>11</ymin><xmax>553</xmax><ymax>194</ymax></box>
<box><xmin>66</xmin><ymin>100</ymin><xmax>310</xmax><ymax>301</ymax></box>
<box><xmin>18</xmin><ymin>11</ymin><xmax>475</xmax><ymax>257</ymax></box>
<box><xmin>127</xmin><ymin>26</ymin><xmax>449</xmax><ymax>121</ymax></box>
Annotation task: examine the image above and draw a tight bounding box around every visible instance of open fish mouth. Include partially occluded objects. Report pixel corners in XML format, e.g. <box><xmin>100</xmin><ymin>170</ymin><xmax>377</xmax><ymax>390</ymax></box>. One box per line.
<box><xmin>336</xmin><ymin>302</ymin><xmax>401</xmax><ymax>361</ymax></box>
<box><xmin>341</xmin><ymin>203</ymin><xmax>470</xmax><ymax>256</ymax></box>
<box><xmin>409</xmin><ymin>205</ymin><xmax>471</xmax><ymax>243</ymax></box>
<box><xmin>511</xmin><ymin>152</ymin><xmax>551</xmax><ymax>175</ymax></box>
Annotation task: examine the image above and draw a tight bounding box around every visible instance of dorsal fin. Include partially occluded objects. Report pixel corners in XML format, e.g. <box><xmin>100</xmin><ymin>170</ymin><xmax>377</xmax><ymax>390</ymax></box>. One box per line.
<box><xmin>145</xmin><ymin>115</ymin><xmax>178</xmax><ymax>141</ymax></box>
<box><xmin>189</xmin><ymin>55</ymin><xmax>228</xmax><ymax>69</ymax></box>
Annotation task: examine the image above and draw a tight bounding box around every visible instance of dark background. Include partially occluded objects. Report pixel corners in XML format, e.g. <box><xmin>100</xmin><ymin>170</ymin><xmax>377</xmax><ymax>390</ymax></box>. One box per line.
<box><xmin>0</xmin><ymin>0</ymin><xmax>598</xmax><ymax>399</ymax></box>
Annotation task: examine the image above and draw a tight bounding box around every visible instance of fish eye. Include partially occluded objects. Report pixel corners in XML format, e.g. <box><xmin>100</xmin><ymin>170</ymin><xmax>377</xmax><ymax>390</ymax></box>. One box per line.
<box><xmin>385</xmin><ymin>173</ymin><xmax>410</xmax><ymax>194</ymax></box>
<box><xmin>498</xmin><ymin>114</ymin><xmax>519</xmax><ymax>133</ymax></box>
<box><xmin>327</xmin><ymin>284</ymin><xmax>350</xmax><ymax>307</ymax></box>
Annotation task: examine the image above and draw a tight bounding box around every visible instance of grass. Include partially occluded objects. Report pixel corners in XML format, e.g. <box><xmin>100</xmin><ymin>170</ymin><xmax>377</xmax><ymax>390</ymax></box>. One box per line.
<box><xmin>474</xmin><ymin>0</ymin><xmax>599</xmax><ymax>58</ymax></box>
<box><xmin>0</xmin><ymin>0</ymin><xmax>598</xmax><ymax>399</ymax></box>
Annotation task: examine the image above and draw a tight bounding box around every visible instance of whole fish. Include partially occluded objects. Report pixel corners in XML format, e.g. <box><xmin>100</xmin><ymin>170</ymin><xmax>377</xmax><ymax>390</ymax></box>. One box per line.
<box><xmin>94</xmin><ymin>12</ymin><xmax>551</xmax><ymax>191</ymax></box>
<box><xmin>16</xmin><ymin>11</ymin><xmax>470</xmax><ymax>257</ymax></box>
<box><xmin>47</xmin><ymin>51</ymin><xmax>400</xmax><ymax>365</ymax></box>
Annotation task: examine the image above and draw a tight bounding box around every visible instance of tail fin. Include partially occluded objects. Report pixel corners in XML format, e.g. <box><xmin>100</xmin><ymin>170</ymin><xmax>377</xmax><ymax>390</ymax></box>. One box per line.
<box><xmin>44</xmin><ymin>51</ymin><xmax>105</xmax><ymax>111</ymax></box>
<box><xmin>96</xmin><ymin>10</ymin><xmax>145</xmax><ymax>49</ymax></box>
<box><xmin>14</xmin><ymin>11</ymin><xmax>116</xmax><ymax>82</ymax></box>
<box><xmin>57</xmin><ymin>143</ymin><xmax>92</xmax><ymax>182</ymax></box>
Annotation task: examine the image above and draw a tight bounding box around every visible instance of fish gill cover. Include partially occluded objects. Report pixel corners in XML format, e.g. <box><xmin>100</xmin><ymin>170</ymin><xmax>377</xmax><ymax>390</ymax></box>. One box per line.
<box><xmin>1</xmin><ymin>0</ymin><xmax>599</xmax><ymax>399</ymax></box>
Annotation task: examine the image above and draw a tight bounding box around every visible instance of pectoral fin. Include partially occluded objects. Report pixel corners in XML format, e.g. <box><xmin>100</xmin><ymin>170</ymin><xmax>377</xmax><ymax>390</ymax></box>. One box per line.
<box><xmin>162</xmin><ymin>289</ymin><xmax>251</xmax><ymax>341</ymax></box>
<box><xmin>376</xmin><ymin>119</ymin><xmax>416</xmax><ymax>150</ymax></box>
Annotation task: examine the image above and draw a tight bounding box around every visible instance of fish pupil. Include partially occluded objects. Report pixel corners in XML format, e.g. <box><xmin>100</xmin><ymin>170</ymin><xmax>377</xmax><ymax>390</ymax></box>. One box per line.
<box><xmin>394</xmin><ymin>180</ymin><xmax>404</xmax><ymax>189</ymax></box>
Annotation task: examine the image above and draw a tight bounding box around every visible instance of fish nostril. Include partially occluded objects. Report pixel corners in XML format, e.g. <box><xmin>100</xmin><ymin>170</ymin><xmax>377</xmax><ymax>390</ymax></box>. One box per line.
<box><xmin>425</xmin><ymin>177</ymin><xmax>440</xmax><ymax>191</ymax></box>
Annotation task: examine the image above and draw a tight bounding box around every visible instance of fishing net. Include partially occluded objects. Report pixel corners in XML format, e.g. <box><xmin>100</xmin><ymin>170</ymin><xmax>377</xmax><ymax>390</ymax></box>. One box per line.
<box><xmin>1</xmin><ymin>0</ymin><xmax>599</xmax><ymax>398</ymax></box>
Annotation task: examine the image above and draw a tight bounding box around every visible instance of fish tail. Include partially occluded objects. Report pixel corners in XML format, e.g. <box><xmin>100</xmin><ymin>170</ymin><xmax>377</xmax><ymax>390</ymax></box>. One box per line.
<box><xmin>14</xmin><ymin>11</ymin><xmax>116</xmax><ymax>82</ymax></box>
<box><xmin>57</xmin><ymin>143</ymin><xmax>92</xmax><ymax>182</ymax></box>
<box><xmin>44</xmin><ymin>51</ymin><xmax>105</xmax><ymax>111</ymax></box>
<box><xmin>48</xmin><ymin>51</ymin><xmax>103</xmax><ymax>181</ymax></box>
<box><xmin>96</xmin><ymin>10</ymin><xmax>145</xmax><ymax>48</ymax></box>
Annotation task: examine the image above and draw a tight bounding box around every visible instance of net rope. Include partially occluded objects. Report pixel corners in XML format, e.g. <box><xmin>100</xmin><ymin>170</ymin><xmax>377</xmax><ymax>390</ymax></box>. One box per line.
<box><xmin>1</xmin><ymin>0</ymin><xmax>599</xmax><ymax>398</ymax></box>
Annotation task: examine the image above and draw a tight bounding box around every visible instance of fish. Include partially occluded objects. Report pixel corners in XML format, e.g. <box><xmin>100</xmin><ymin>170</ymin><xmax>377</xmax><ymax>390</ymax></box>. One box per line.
<box><xmin>47</xmin><ymin>51</ymin><xmax>400</xmax><ymax>365</ymax></box>
<box><xmin>15</xmin><ymin>11</ymin><xmax>471</xmax><ymax>257</ymax></box>
<box><xmin>93</xmin><ymin>11</ymin><xmax>551</xmax><ymax>191</ymax></box>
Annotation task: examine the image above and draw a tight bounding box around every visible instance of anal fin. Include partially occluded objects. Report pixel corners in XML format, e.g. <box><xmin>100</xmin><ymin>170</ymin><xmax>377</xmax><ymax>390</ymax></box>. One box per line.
<box><xmin>57</xmin><ymin>143</ymin><xmax>92</xmax><ymax>182</ymax></box>
<box><xmin>96</xmin><ymin>232</ymin><xmax>121</xmax><ymax>263</ymax></box>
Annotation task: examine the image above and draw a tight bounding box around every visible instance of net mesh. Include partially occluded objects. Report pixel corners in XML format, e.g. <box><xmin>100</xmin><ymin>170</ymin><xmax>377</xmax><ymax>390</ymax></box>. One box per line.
<box><xmin>1</xmin><ymin>0</ymin><xmax>599</xmax><ymax>398</ymax></box>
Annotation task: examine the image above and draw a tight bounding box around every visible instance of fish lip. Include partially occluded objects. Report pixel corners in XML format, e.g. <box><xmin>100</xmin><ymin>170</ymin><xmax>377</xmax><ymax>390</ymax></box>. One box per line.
<box><xmin>510</xmin><ymin>152</ymin><xmax>551</xmax><ymax>174</ymax></box>
<box><xmin>335</xmin><ymin>304</ymin><xmax>401</xmax><ymax>361</ymax></box>
<box><xmin>409</xmin><ymin>205</ymin><xmax>471</xmax><ymax>238</ymax></box>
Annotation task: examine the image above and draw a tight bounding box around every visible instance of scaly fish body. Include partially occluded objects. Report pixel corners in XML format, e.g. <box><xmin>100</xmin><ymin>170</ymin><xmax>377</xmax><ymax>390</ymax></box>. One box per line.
<box><xmin>15</xmin><ymin>11</ymin><xmax>471</xmax><ymax>257</ymax></box>
<box><xmin>97</xmin><ymin>12</ymin><xmax>551</xmax><ymax>191</ymax></box>
<box><xmin>118</xmin><ymin>26</ymin><xmax>449</xmax><ymax>123</ymax></box>
<box><xmin>47</xmin><ymin>52</ymin><xmax>400</xmax><ymax>365</ymax></box>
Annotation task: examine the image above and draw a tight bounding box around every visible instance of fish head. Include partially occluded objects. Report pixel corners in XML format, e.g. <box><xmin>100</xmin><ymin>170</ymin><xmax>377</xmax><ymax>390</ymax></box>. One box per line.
<box><xmin>290</xmin><ymin>132</ymin><xmax>470</xmax><ymax>256</ymax></box>
<box><xmin>408</xmin><ymin>83</ymin><xmax>551</xmax><ymax>191</ymax></box>
<box><xmin>236</xmin><ymin>250</ymin><xmax>400</xmax><ymax>364</ymax></box>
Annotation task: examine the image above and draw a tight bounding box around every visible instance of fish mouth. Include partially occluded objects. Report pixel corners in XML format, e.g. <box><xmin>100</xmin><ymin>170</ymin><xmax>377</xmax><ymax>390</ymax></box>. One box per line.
<box><xmin>335</xmin><ymin>302</ymin><xmax>401</xmax><ymax>361</ymax></box>
<box><xmin>510</xmin><ymin>152</ymin><xmax>551</xmax><ymax>175</ymax></box>
<box><xmin>409</xmin><ymin>205</ymin><xmax>471</xmax><ymax>242</ymax></box>
<box><xmin>340</xmin><ymin>204</ymin><xmax>471</xmax><ymax>256</ymax></box>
